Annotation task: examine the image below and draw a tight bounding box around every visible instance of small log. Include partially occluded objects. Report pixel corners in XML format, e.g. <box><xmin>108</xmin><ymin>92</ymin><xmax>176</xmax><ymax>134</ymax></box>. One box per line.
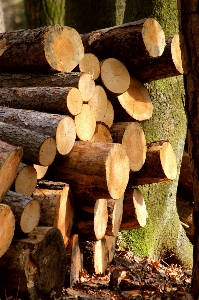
<box><xmin>106</xmin><ymin>197</ymin><xmax>123</xmax><ymax>237</ymax></box>
<box><xmin>0</xmin><ymin>72</ymin><xmax>83</xmax><ymax>88</ymax></box>
<box><xmin>75</xmin><ymin>104</ymin><xmax>96</xmax><ymax>141</ymax></box>
<box><xmin>120</xmin><ymin>188</ymin><xmax>148</xmax><ymax>230</ymax></box>
<box><xmin>0</xmin><ymin>203</ymin><xmax>15</xmax><ymax>258</ymax></box>
<box><xmin>105</xmin><ymin>235</ymin><xmax>116</xmax><ymax>263</ymax></box>
<box><xmin>12</xmin><ymin>163</ymin><xmax>37</xmax><ymax>196</ymax></box>
<box><xmin>0</xmin><ymin>140</ymin><xmax>23</xmax><ymax>201</ymax></box>
<box><xmin>116</xmin><ymin>78</ymin><xmax>153</xmax><ymax>122</ymax></box>
<box><xmin>0</xmin><ymin>227</ymin><xmax>67</xmax><ymax>300</ymax></box>
<box><xmin>2</xmin><ymin>190</ymin><xmax>40</xmax><ymax>234</ymax></box>
<box><xmin>110</xmin><ymin>122</ymin><xmax>147</xmax><ymax>171</ymax></box>
<box><xmin>78</xmin><ymin>53</ymin><xmax>101</xmax><ymax>80</ymax></box>
<box><xmin>46</xmin><ymin>141</ymin><xmax>130</xmax><ymax>203</ymax></box>
<box><xmin>99</xmin><ymin>58</ymin><xmax>130</xmax><ymax>95</ymax></box>
<box><xmin>88</xmin><ymin>85</ymin><xmax>108</xmax><ymax>122</ymax></box>
<box><xmin>89</xmin><ymin>123</ymin><xmax>113</xmax><ymax>143</ymax></box>
<box><xmin>78</xmin><ymin>73</ymin><xmax>95</xmax><ymax>102</ymax></box>
<box><xmin>101</xmin><ymin>100</ymin><xmax>114</xmax><ymax>128</ymax></box>
<box><xmin>0</xmin><ymin>25</ymin><xmax>84</xmax><ymax>72</ymax></box>
<box><xmin>0</xmin><ymin>122</ymin><xmax>57</xmax><ymax>166</ymax></box>
<box><xmin>81</xmin><ymin>18</ymin><xmax>165</xmax><ymax>69</ymax></box>
<box><xmin>128</xmin><ymin>141</ymin><xmax>177</xmax><ymax>186</ymax></box>
<box><xmin>0</xmin><ymin>86</ymin><xmax>83</xmax><ymax>116</ymax></box>
<box><xmin>0</xmin><ymin>106</ymin><xmax>76</xmax><ymax>155</ymax></box>
<box><xmin>33</xmin><ymin>164</ymin><xmax>48</xmax><ymax>180</ymax></box>
<box><xmin>33</xmin><ymin>181</ymin><xmax>74</xmax><ymax>246</ymax></box>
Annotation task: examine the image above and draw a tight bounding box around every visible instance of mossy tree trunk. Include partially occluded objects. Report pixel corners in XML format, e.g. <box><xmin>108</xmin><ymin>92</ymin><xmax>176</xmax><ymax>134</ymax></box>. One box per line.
<box><xmin>24</xmin><ymin>0</ymin><xmax>65</xmax><ymax>29</ymax></box>
<box><xmin>116</xmin><ymin>0</ymin><xmax>192</xmax><ymax>267</ymax></box>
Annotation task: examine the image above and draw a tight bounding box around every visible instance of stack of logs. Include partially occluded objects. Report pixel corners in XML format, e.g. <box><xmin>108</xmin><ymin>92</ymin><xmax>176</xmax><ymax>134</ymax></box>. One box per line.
<box><xmin>0</xmin><ymin>18</ymin><xmax>183</xmax><ymax>300</ymax></box>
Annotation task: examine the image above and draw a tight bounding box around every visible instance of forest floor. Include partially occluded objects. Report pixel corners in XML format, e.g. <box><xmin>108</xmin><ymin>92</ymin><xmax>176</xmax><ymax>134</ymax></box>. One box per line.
<box><xmin>59</xmin><ymin>250</ymin><xmax>193</xmax><ymax>300</ymax></box>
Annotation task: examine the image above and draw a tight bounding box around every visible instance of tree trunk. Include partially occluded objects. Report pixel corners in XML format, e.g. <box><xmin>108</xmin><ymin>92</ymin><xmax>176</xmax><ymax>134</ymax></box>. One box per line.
<box><xmin>24</xmin><ymin>0</ymin><xmax>65</xmax><ymax>29</ymax></box>
<box><xmin>177</xmin><ymin>0</ymin><xmax>199</xmax><ymax>295</ymax></box>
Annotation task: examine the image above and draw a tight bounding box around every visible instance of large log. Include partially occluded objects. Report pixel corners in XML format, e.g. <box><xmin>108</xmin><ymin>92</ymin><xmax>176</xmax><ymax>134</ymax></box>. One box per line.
<box><xmin>0</xmin><ymin>227</ymin><xmax>67</xmax><ymax>300</ymax></box>
<box><xmin>0</xmin><ymin>203</ymin><xmax>15</xmax><ymax>258</ymax></box>
<box><xmin>0</xmin><ymin>140</ymin><xmax>23</xmax><ymax>201</ymax></box>
<box><xmin>0</xmin><ymin>25</ymin><xmax>84</xmax><ymax>72</ymax></box>
<box><xmin>0</xmin><ymin>86</ymin><xmax>83</xmax><ymax>116</ymax></box>
<box><xmin>2</xmin><ymin>190</ymin><xmax>40</xmax><ymax>234</ymax></box>
<box><xmin>46</xmin><ymin>141</ymin><xmax>130</xmax><ymax>204</ymax></box>
<box><xmin>81</xmin><ymin>18</ymin><xmax>165</xmax><ymax>73</ymax></box>
<box><xmin>120</xmin><ymin>188</ymin><xmax>148</xmax><ymax>230</ymax></box>
<box><xmin>110</xmin><ymin>122</ymin><xmax>147</xmax><ymax>171</ymax></box>
<box><xmin>33</xmin><ymin>181</ymin><xmax>74</xmax><ymax>246</ymax></box>
<box><xmin>12</xmin><ymin>163</ymin><xmax>37</xmax><ymax>196</ymax></box>
<box><xmin>0</xmin><ymin>106</ymin><xmax>76</xmax><ymax>155</ymax></box>
<box><xmin>128</xmin><ymin>141</ymin><xmax>178</xmax><ymax>186</ymax></box>
<box><xmin>0</xmin><ymin>122</ymin><xmax>57</xmax><ymax>166</ymax></box>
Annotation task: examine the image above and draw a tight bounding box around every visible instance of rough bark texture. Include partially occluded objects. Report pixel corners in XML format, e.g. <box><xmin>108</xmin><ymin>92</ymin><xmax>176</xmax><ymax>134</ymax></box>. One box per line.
<box><xmin>177</xmin><ymin>0</ymin><xmax>199</xmax><ymax>295</ymax></box>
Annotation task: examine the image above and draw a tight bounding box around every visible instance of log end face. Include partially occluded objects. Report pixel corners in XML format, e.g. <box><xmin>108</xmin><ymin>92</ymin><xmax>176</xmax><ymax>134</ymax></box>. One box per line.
<box><xmin>142</xmin><ymin>18</ymin><xmax>165</xmax><ymax>57</ymax></box>
<box><xmin>56</xmin><ymin>116</ymin><xmax>76</xmax><ymax>155</ymax></box>
<box><xmin>0</xmin><ymin>204</ymin><xmax>15</xmax><ymax>258</ymax></box>
<box><xmin>15</xmin><ymin>165</ymin><xmax>37</xmax><ymax>196</ymax></box>
<box><xmin>39</xmin><ymin>137</ymin><xmax>57</xmax><ymax>166</ymax></box>
<box><xmin>78</xmin><ymin>73</ymin><xmax>96</xmax><ymax>102</ymax></box>
<box><xmin>75</xmin><ymin>104</ymin><xmax>96</xmax><ymax>141</ymax></box>
<box><xmin>160</xmin><ymin>142</ymin><xmax>177</xmax><ymax>180</ymax></box>
<box><xmin>20</xmin><ymin>199</ymin><xmax>40</xmax><ymax>233</ymax></box>
<box><xmin>133</xmin><ymin>188</ymin><xmax>148</xmax><ymax>227</ymax></box>
<box><xmin>79</xmin><ymin>53</ymin><xmax>101</xmax><ymax>80</ymax></box>
<box><xmin>67</xmin><ymin>87</ymin><xmax>83</xmax><ymax>116</ymax></box>
<box><xmin>171</xmin><ymin>34</ymin><xmax>184</xmax><ymax>74</ymax></box>
<box><xmin>94</xmin><ymin>198</ymin><xmax>108</xmax><ymax>240</ymax></box>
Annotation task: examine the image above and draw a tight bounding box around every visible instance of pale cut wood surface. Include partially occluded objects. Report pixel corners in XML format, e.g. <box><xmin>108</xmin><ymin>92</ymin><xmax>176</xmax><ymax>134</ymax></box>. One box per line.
<box><xmin>101</xmin><ymin>100</ymin><xmax>114</xmax><ymax>128</ymax></box>
<box><xmin>75</xmin><ymin>104</ymin><xmax>96</xmax><ymax>141</ymax></box>
<box><xmin>78</xmin><ymin>73</ymin><xmax>95</xmax><ymax>102</ymax></box>
<box><xmin>79</xmin><ymin>53</ymin><xmax>101</xmax><ymax>80</ymax></box>
<box><xmin>0</xmin><ymin>203</ymin><xmax>15</xmax><ymax>258</ymax></box>
<box><xmin>106</xmin><ymin>197</ymin><xmax>123</xmax><ymax>237</ymax></box>
<box><xmin>88</xmin><ymin>85</ymin><xmax>108</xmax><ymax>122</ymax></box>
<box><xmin>13</xmin><ymin>163</ymin><xmax>37</xmax><ymax>196</ymax></box>
<box><xmin>33</xmin><ymin>164</ymin><xmax>48</xmax><ymax>180</ymax></box>
<box><xmin>89</xmin><ymin>123</ymin><xmax>113</xmax><ymax>143</ymax></box>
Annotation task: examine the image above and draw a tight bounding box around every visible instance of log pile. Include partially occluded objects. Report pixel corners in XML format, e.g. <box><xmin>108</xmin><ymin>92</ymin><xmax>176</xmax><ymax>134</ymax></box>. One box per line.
<box><xmin>0</xmin><ymin>19</ymin><xmax>183</xmax><ymax>299</ymax></box>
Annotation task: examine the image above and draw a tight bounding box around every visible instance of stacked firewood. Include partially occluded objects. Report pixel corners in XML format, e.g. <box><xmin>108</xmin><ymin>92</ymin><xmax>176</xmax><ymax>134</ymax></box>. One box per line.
<box><xmin>0</xmin><ymin>18</ymin><xmax>183</xmax><ymax>300</ymax></box>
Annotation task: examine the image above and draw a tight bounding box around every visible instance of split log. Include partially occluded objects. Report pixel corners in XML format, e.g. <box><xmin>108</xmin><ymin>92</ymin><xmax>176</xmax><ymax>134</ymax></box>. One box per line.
<box><xmin>33</xmin><ymin>164</ymin><xmax>48</xmax><ymax>180</ymax></box>
<box><xmin>0</xmin><ymin>227</ymin><xmax>67</xmax><ymax>300</ymax></box>
<box><xmin>12</xmin><ymin>163</ymin><xmax>37</xmax><ymax>196</ymax></box>
<box><xmin>2</xmin><ymin>190</ymin><xmax>40</xmax><ymax>234</ymax></box>
<box><xmin>65</xmin><ymin>234</ymin><xmax>83</xmax><ymax>287</ymax></box>
<box><xmin>101</xmin><ymin>100</ymin><xmax>114</xmax><ymax>128</ymax></box>
<box><xmin>78</xmin><ymin>73</ymin><xmax>95</xmax><ymax>102</ymax></box>
<box><xmin>78</xmin><ymin>53</ymin><xmax>101</xmax><ymax>80</ymax></box>
<box><xmin>0</xmin><ymin>106</ymin><xmax>76</xmax><ymax>155</ymax></box>
<box><xmin>75</xmin><ymin>104</ymin><xmax>96</xmax><ymax>141</ymax></box>
<box><xmin>0</xmin><ymin>122</ymin><xmax>57</xmax><ymax>166</ymax></box>
<box><xmin>120</xmin><ymin>188</ymin><xmax>148</xmax><ymax>230</ymax></box>
<box><xmin>0</xmin><ymin>203</ymin><xmax>15</xmax><ymax>258</ymax></box>
<box><xmin>129</xmin><ymin>34</ymin><xmax>184</xmax><ymax>82</ymax></box>
<box><xmin>116</xmin><ymin>78</ymin><xmax>153</xmax><ymax>122</ymax></box>
<box><xmin>89</xmin><ymin>123</ymin><xmax>113</xmax><ymax>143</ymax></box>
<box><xmin>128</xmin><ymin>141</ymin><xmax>177</xmax><ymax>186</ymax></box>
<box><xmin>0</xmin><ymin>87</ymin><xmax>83</xmax><ymax>116</ymax></box>
<box><xmin>0</xmin><ymin>72</ymin><xmax>83</xmax><ymax>88</ymax></box>
<box><xmin>81</xmin><ymin>18</ymin><xmax>165</xmax><ymax>71</ymax></box>
<box><xmin>0</xmin><ymin>140</ymin><xmax>23</xmax><ymax>201</ymax></box>
<box><xmin>0</xmin><ymin>25</ymin><xmax>84</xmax><ymax>72</ymax></box>
<box><xmin>110</xmin><ymin>122</ymin><xmax>147</xmax><ymax>171</ymax></box>
<box><xmin>46</xmin><ymin>141</ymin><xmax>130</xmax><ymax>203</ymax></box>
<box><xmin>88</xmin><ymin>85</ymin><xmax>108</xmax><ymax>122</ymax></box>
<box><xmin>33</xmin><ymin>181</ymin><xmax>74</xmax><ymax>246</ymax></box>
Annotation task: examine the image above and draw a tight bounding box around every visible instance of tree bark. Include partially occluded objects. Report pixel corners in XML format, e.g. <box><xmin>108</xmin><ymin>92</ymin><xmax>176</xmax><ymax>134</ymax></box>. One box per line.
<box><xmin>0</xmin><ymin>140</ymin><xmax>23</xmax><ymax>201</ymax></box>
<box><xmin>0</xmin><ymin>25</ymin><xmax>84</xmax><ymax>72</ymax></box>
<box><xmin>0</xmin><ymin>227</ymin><xmax>66</xmax><ymax>300</ymax></box>
<box><xmin>0</xmin><ymin>122</ymin><xmax>57</xmax><ymax>166</ymax></box>
<box><xmin>0</xmin><ymin>203</ymin><xmax>15</xmax><ymax>258</ymax></box>
<box><xmin>2</xmin><ymin>190</ymin><xmax>40</xmax><ymax>234</ymax></box>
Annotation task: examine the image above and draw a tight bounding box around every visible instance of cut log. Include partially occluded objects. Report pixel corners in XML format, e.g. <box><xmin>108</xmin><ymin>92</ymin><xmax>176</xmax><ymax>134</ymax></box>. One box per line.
<box><xmin>100</xmin><ymin>58</ymin><xmax>130</xmax><ymax>95</ymax></box>
<box><xmin>0</xmin><ymin>87</ymin><xmax>83</xmax><ymax>116</ymax></box>
<box><xmin>33</xmin><ymin>181</ymin><xmax>74</xmax><ymax>246</ymax></box>
<box><xmin>0</xmin><ymin>107</ymin><xmax>76</xmax><ymax>155</ymax></box>
<box><xmin>110</xmin><ymin>122</ymin><xmax>147</xmax><ymax>171</ymax></box>
<box><xmin>2</xmin><ymin>190</ymin><xmax>40</xmax><ymax>234</ymax></box>
<box><xmin>101</xmin><ymin>100</ymin><xmax>114</xmax><ymax>128</ymax></box>
<box><xmin>89</xmin><ymin>123</ymin><xmax>113</xmax><ymax>143</ymax></box>
<box><xmin>65</xmin><ymin>234</ymin><xmax>83</xmax><ymax>287</ymax></box>
<box><xmin>33</xmin><ymin>164</ymin><xmax>48</xmax><ymax>180</ymax></box>
<box><xmin>128</xmin><ymin>141</ymin><xmax>178</xmax><ymax>186</ymax></box>
<box><xmin>106</xmin><ymin>197</ymin><xmax>123</xmax><ymax>237</ymax></box>
<box><xmin>0</xmin><ymin>122</ymin><xmax>57</xmax><ymax>166</ymax></box>
<box><xmin>78</xmin><ymin>73</ymin><xmax>95</xmax><ymax>102</ymax></box>
<box><xmin>75</xmin><ymin>104</ymin><xmax>96</xmax><ymax>141</ymax></box>
<box><xmin>12</xmin><ymin>163</ymin><xmax>37</xmax><ymax>196</ymax></box>
<box><xmin>116</xmin><ymin>78</ymin><xmax>153</xmax><ymax>122</ymax></box>
<box><xmin>104</xmin><ymin>235</ymin><xmax>116</xmax><ymax>263</ymax></box>
<box><xmin>129</xmin><ymin>34</ymin><xmax>184</xmax><ymax>82</ymax></box>
<box><xmin>0</xmin><ymin>25</ymin><xmax>84</xmax><ymax>72</ymax></box>
<box><xmin>88</xmin><ymin>85</ymin><xmax>108</xmax><ymax>122</ymax></box>
<box><xmin>0</xmin><ymin>203</ymin><xmax>15</xmax><ymax>258</ymax></box>
<box><xmin>78</xmin><ymin>53</ymin><xmax>101</xmax><ymax>80</ymax></box>
<box><xmin>0</xmin><ymin>140</ymin><xmax>23</xmax><ymax>201</ymax></box>
<box><xmin>81</xmin><ymin>18</ymin><xmax>165</xmax><ymax>70</ymax></box>
<box><xmin>0</xmin><ymin>72</ymin><xmax>83</xmax><ymax>88</ymax></box>
<box><xmin>46</xmin><ymin>141</ymin><xmax>130</xmax><ymax>203</ymax></box>
<box><xmin>120</xmin><ymin>188</ymin><xmax>148</xmax><ymax>230</ymax></box>
<box><xmin>0</xmin><ymin>227</ymin><xmax>67</xmax><ymax>300</ymax></box>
